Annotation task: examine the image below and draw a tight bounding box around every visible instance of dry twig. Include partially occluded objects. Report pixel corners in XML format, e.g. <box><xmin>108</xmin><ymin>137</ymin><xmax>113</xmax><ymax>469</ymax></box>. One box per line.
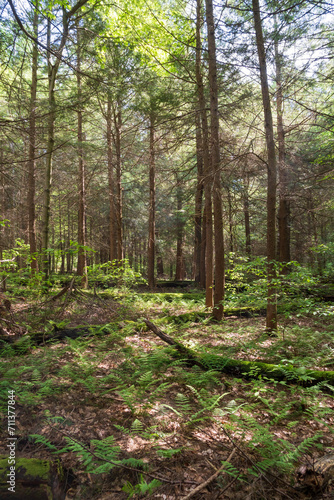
<box><xmin>182</xmin><ymin>448</ymin><xmax>236</xmax><ymax>499</ymax></box>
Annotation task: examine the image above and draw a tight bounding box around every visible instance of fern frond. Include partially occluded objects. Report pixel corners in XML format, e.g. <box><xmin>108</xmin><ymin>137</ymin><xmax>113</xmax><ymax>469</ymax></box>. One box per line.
<box><xmin>137</xmin><ymin>371</ymin><xmax>154</xmax><ymax>387</ymax></box>
<box><xmin>148</xmin><ymin>382</ymin><xmax>172</xmax><ymax>401</ymax></box>
<box><xmin>156</xmin><ymin>447</ymin><xmax>184</xmax><ymax>458</ymax></box>
<box><xmin>175</xmin><ymin>392</ymin><xmax>192</xmax><ymax>414</ymax></box>
<box><xmin>91</xmin><ymin>462</ymin><xmax>115</xmax><ymax>474</ymax></box>
<box><xmin>221</xmin><ymin>461</ymin><xmax>240</xmax><ymax>478</ymax></box>
<box><xmin>114</xmin><ymin>424</ymin><xmax>131</xmax><ymax>434</ymax></box>
<box><xmin>121</xmin><ymin>457</ymin><xmax>148</xmax><ymax>470</ymax></box>
<box><xmin>159</xmin><ymin>403</ymin><xmax>182</xmax><ymax>417</ymax></box>
<box><xmin>29</xmin><ymin>434</ymin><xmax>58</xmax><ymax>451</ymax></box>
<box><xmin>31</xmin><ymin>369</ymin><xmax>41</xmax><ymax>382</ymax></box>
<box><xmin>131</xmin><ymin>419</ymin><xmax>144</xmax><ymax>435</ymax></box>
<box><xmin>58</xmin><ymin>437</ymin><xmax>93</xmax><ymax>466</ymax></box>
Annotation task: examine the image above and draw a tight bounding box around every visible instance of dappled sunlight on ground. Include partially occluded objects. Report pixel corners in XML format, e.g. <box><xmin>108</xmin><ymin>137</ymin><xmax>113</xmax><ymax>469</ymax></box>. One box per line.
<box><xmin>1</xmin><ymin>290</ymin><xmax>333</xmax><ymax>498</ymax></box>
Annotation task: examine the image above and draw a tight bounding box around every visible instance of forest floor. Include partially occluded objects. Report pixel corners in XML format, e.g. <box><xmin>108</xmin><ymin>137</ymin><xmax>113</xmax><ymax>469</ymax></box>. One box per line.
<box><xmin>0</xmin><ymin>283</ymin><xmax>334</xmax><ymax>499</ymax></box>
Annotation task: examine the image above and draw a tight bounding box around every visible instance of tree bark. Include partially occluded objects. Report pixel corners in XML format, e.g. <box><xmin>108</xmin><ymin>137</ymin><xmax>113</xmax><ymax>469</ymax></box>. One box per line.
<box><xmin>27</xmin><ymin>6</ymin><xmax>38</xmax><ymax>274</ymax></box>
<box><xmin>148</xmin><ymin>114</ymin><xmax>156</xmax><ymax>288</ymax></box>
<box><xmin>200</xmin><ymin>204</ymin><xmax>207</xmax><ymax>288</ymax></box>
<box><xmin>76</xmin><ymin>21</ymin><xmax>87</xmax><ymax>287</ymax></box>
<box><xmin>41</xmin><ymin>19</ymin><xmax>55</xmax><ymax>277</ymax></box>
<box><xmin>227</xmin><ymin>187</ymin><xmax>234</xmax><ymax>253</ymax></box>
<box><xmin>59</xmin><ymin>198</ymin><xmax>65</xmax><ymax>273</ymax></box>
<box><xmin>205</xmin><ymin>0</ymin><xmax>225</xmax><ymax>320</ymax></box>
<box><xmin>196</xmin><ymin>0</ymin><xmax>213</xmax><ymax>306</ymax></box>
<box><xmin>252</xmin><ymin>0</ymin><xmax>277</xmax><ymax>331</ymax></box>
<box><xmin>156</xmin><ymin>230</ymin><xmax>164</xmax><ymax>277</ymax></box>
<box><xmin>41</xmin><ymin>10</ymin><xmax>69</xmax><ymax>278</ymax></box>
<box><xmin>194</xmin><ymin>111</ymin><xmax>203</xmax><ymax>283</ymax></box>
<box><xmin>66</xmin><ymin>200</ymin><xmax>71</xmax><ymax>273</ymax></box>
<box><xmin>114</xmin><ymin>102</ymin><xmax>123</xmax><ymax>262</ymax></box>
<box><xmin>243</xmin><ymin>175</ymin><xmax>251</xmax><ymax>257</ymax></box>
<box><xmin>275</xmin><ymin>32</ymin><xmax>290</xmax><ymax>271</ymax></box>
<box><xmin>107</xmin><ymin>100</ymin><xmax>117</xmax><ymax>263</ymax></box>
<box><xmin>175</xmin><ymin>178</ymin><xmax>185</xmax><ymax>281</ymax></box>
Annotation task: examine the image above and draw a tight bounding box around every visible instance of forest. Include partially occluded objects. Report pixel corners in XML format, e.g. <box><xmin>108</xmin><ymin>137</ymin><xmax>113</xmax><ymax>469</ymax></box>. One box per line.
<box><xmin>0</xmin><ymin>0</ymin><xmax>333</xmax><ymax>498</ymax></box>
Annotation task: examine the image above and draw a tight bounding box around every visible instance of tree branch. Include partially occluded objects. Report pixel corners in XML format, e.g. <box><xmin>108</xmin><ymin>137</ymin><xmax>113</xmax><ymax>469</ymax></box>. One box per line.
<box><xmin>6</xmin><ymin>0</ymin><xmax>99</xmax><ymax>81</ymax></box>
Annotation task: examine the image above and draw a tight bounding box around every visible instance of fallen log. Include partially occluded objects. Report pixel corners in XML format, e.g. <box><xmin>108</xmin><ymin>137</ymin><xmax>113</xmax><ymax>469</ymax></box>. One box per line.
<box><xmin>166</xmin><ymin>307</ymin><xmax>266</xmax><ymax>324</ymax></box>
<box><xmin>32</xmin><ymin>326</ymin><xmax>93</xmax><ymax>344</ymax></box>
<box><xmin>143</xmin><ymin>319</ymin><xmax>206</xmax><ymax>369</ymax></box>
<box><xmin>143</xmin><ymin>319</ymin><xmax>334</xmax><ymax>388</ymax></box>
<box><xmin>0</xmin><ymin>326</ymin><xmax>102</xmax><ymax>348</ymax></box>
<box><xmin>0</xmin><ymin>456</ymin><xmax>66</xmax><ymax>500</ymax></box>
<box><xmin>156</xmin><ymin>280</ymin><xmax>195</xmax><ymax>288</ymax></box>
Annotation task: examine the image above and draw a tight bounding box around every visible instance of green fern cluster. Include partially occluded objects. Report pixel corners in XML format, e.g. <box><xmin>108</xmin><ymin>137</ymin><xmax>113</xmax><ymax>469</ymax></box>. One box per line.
<box><xmin>238</xmin><ymin>416</ymin><xmax>323</xmax><ymax>476</ymax></box>
<box><xmin>115</xmin><ymin>419</ymin><xmax>161</xmax><ymax>442</ymax></box>
<box><xmin>183</xmin><ymin>366</ymin><xmax>222</xmax><ymax>388</ymax></box>
<box><xmin>122</xmin><ymin>475</ymin><xmax>161</xmax><ymax>499</ymax></box>
<box><xmin>159</xmin><ymin>385</ymin><xmax>233</xmax><ymax>427</ymax></box>
<box><xmin>30</xmin><ymin>433</ymin><xmax>148</xmax><ymax>475</ymax></box>
<box><xmin>275</xmin><ymin>362</ymin><xmax>315</xmax><ymax>383</ymax></box>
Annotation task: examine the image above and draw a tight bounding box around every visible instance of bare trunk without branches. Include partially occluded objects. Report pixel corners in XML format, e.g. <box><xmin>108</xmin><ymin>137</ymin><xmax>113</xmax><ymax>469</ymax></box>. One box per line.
<box><xmin>194</xmin><ymin>111</ymin><xmax>203</xmax><ymax>283</ymax></box>
<box><xmin>243</xmin><ymin>175</ymin><xmax>251</xmax><ymax>257</ymax></box>
<box><xmin>275</xmin><ymin>34</ymin><xmax>290</xmax><ymax>270</ymax></box>
<box><xmin>107</xmin><ymin>100</ymin><xmax>117</xmax><ymax>263</ymax></box>
<box><xmin>115</xmin><ymin>104</ymin><xmax>123</xmax><ymax>263</ymax></box>
<box><xmin>175</xmin><ymin>178</ymin><xmax>185</xmax><ymax>281</ymax></box>
<box><xmin>148</xmin><ymin>114</ymin><xmax>156</xmax><ymax>288</ymax></box>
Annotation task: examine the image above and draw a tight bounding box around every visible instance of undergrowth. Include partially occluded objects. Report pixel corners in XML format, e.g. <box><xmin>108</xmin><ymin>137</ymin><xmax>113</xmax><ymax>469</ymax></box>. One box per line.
<box><xmin>1</xmin><ymin>276</ymin><xmax>333</xmax><ymax>498</ymax></box>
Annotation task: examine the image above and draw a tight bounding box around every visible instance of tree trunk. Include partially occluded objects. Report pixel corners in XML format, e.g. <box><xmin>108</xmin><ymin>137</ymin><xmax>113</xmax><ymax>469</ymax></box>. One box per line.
<box><xmin>148</xmin><ymin>114</ymin><xmax>156</xmax><ymax>288</ymax></box>
<box><xmin>275</xmin><ymin>33</ymin><xmax>290</xmax><ymax>271</ymax></box>
<box><xmin>41</xmin><ymin>10</ymin><xmax>69</xmax><ymax>278</ymax></box>
<box><xmin>27</xmin><ymin>6</ymin><xmax>38</xmax><ymax>274</ymax></box>
<box><xmin>134</xmin><ymin>234</ymin><xmax>138</xmax><ymax>272</ymax></box>
<box><xmin>51</xmin><ymin>224</ymin><xmax>55</xmax><ymax>273</ymax></box>
<box><xmin>175</xmin><ymin>178</ymin><xmax>185</xmax><ymax>281</ymax></box>
<box><xmin>196</xmin><ymin>0</ymin><xmax>213</xmax><ymax>306</ymax></box>
<box><xmin>252</xmin><ymin>0</ymin><xmax>277</xmax><ymax>331</ymax></box>
<box><xmin>114</xmin><ymin>103</ymin><xmax>123</xmax><ymax>262</ymax></box>
<box><xmin>243</xmin><ymin>175</ymin><xmax>251</xmax><ymax>257</ymax></box>
<box><xmin>157</xmin><ymin>255</ymin><xmax>164</xmax><ymax>277</ymax></box>
<box><xmin>200</xmin><ymin>204</ymin><xmax>207</xmax><ymax>288</ymax></box>
<box><xmin>66</xmin><ymin>201</ymin><xmax>71</xmax><ymax>274</ymax></box>
<box><xmin>194</xmin><ymin>111</ymin><xmax>203</xmax><ymax>283</ymax></box>
<box><xmin>41</xmin><ymin>20</ymin><xmax>55</xmax><ymax>277</ymax></box>
<box><xmin>76</xmin><ymin>21</ymin><xmax>87</xmax><ymax>287</ymax></box>
<box><xmin>156</xmin><ymin>231</ymin><xmax>164</xmax><ymax>277</ymax></box>
<box><xmin>227</xmin><ymin>187</ymin><xmax>234</xmax><ymax>253</ymax></box>
<box><xmin>205</xmin><ymin>0</ymin><xmax>224</xmax><ymax>320</ymax></box>
<box><xmin>107</xmin><ymin>100</ymin><xmax>117</xmax><ymax>263</ymax></box>
<box><xmin>59</xmin><ymin>198</ymin><xmax>65</xmax><ymax>273</ymax></box>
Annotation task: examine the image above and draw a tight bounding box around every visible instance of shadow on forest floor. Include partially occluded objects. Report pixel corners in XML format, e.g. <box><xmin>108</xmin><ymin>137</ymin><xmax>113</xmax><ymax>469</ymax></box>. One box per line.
<box><xmin>0</xmin><ymin>286</ymin><xmax>333</xmax><ymax>499</ymax></box>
